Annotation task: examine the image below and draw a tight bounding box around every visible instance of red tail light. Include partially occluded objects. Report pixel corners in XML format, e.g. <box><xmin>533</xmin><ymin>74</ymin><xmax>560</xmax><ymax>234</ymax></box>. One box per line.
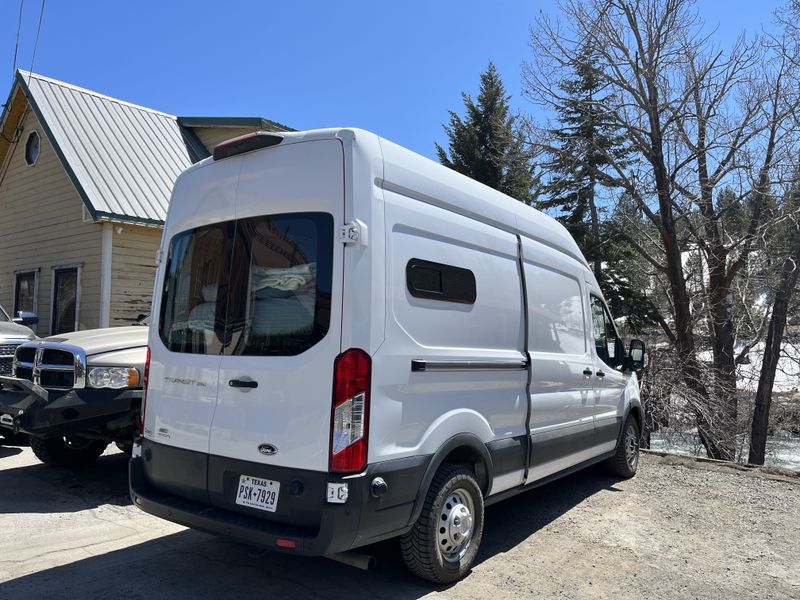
<box><xmin>139</xmin><ymin>346</ymin><xmax>150</xmax><ymax>436</ymax></box>
<box><xmin>330</xmin><ymin>348</ymin><xmax>371</xmax><ymax>473</ymax></box>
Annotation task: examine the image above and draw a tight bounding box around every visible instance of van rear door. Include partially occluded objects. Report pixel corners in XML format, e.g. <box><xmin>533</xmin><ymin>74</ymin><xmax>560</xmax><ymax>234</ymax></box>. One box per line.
<box><xmin>209</xmin><ymin>140</ymin><xmax>344</xmax><ymax>473</ymax></box>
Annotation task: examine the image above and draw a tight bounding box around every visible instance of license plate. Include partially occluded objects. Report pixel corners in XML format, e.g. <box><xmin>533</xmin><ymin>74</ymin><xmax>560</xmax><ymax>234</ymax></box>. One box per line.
<box><xmin>235</xmin><ymin>475</ymin><xmax>280</xmax><ymax>512</ymax></box>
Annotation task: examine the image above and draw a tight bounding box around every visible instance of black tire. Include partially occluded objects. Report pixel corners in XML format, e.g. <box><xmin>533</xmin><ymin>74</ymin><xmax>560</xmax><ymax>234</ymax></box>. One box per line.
<box><xmin>29</xmin><ymin>435</ymin><xmax>108</xmax><ymax>468</ymax></box>
<box><xmin>400</xmin><ymin>464</ymin><xmax>484</xmax><ymax>584</ymax></box>
<box><xmin>605</xmin><ymin>415</ymin><xmax>640</xmax><ymax>478</ymax></box>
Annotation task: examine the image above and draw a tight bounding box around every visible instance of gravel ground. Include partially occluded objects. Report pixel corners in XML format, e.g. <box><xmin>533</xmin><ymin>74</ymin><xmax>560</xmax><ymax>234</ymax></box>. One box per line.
<box><xmin>0</xmin><ymin>441</ymin><xmax>798</xmax><ymax>599</ymax></box>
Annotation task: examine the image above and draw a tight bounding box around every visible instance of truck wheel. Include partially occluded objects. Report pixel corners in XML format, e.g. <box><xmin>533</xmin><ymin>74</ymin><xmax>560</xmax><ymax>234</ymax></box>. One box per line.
<box><xmin>400</xmin><ymin>464</ymin><xmax>484</xmax><ymax>584</ymax></box>
<box><xmin>29</xmin><ymin>435</ymin><xmax>108</xmax><ymax>468</ymax></box>
<box><xmin>605</xmin><ymin>415</ymin><xmax>640</xmax><ymax>478</ymax></box>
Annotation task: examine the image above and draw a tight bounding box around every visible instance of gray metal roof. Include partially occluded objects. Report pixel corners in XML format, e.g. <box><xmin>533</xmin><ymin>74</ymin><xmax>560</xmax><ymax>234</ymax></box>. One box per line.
<box><xmin>17</xmin><ymin>70</ymin><xmax>196</xmax><ymax>225</ymax></box>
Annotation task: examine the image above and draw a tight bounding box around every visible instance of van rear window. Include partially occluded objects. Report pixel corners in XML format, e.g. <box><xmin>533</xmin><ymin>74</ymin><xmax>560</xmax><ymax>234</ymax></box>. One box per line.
<box><xmin>159</xmin><ymin>213</ymin><xmax>333</xmax><ymax>356</ymax></box>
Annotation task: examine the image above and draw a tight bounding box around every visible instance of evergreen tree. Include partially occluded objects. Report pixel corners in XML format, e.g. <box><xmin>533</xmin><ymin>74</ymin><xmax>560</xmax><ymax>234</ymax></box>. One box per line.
<box><xmin>436</xmin><ymin>62</ymin><xmax>535</xmax><ymax>203</ymax></box>
<box><xmin>539</xmin><ymin>46</ymin><xmax>629</xmax><ymax>281</ymax></box>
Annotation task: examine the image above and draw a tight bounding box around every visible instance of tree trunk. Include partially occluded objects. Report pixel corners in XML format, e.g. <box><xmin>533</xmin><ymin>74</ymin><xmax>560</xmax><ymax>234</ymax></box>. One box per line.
<box><xmin>749</xmin><ymin>192</ymin><xmax>800</xmax><ymax>464</ymax></box>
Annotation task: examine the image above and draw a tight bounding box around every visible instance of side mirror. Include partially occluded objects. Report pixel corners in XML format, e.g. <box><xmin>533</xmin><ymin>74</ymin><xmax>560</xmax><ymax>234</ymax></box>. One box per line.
<box><xmin>13</xmin><ymin>311</ymin><xmax>39</xmax><ymax>327</ymax></box>
<box><xmin>627</xmin><ymin>339</ymin><xmax>646</xmax><ymax>371</ymax></box>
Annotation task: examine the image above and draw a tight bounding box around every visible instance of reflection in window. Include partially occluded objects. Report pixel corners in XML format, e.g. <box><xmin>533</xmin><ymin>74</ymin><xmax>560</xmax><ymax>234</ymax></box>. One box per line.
<box><xmin>227</xmin><ymin>214</ymin><xmax>333</xmax><ymax>356</ymax></box>
<box><xmin>591</xmin><ymin>296</ymin><xmax>621</xmax><ymax>368</ymax></box>
<box><xmin>528</xmin><ymin>266</ymin><xmax>586</xmax><ymax>355</ymax></box>
<box><xmin>159</xmin><ymin>213</ymin><xmax>333</xmax><ymax>356</ymax></box>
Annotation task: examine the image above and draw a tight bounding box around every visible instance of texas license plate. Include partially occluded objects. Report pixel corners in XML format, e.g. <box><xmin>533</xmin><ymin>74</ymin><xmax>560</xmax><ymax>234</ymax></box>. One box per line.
<box><xmin>235</xmin><ymin>475</ymin><xmax>280</xmax><ymax>512</ymax></box>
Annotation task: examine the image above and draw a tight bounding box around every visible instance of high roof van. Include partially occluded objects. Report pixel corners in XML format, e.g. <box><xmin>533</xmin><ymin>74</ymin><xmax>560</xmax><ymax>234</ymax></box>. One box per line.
<box><xmin>129</xmin><ymin>128</ymin><xmax>646</xmax><ymax>583</ymax></box>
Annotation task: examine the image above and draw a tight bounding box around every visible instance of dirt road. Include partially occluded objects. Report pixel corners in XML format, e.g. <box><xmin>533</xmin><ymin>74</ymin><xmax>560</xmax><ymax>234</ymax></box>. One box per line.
<box><xmin>0</xmin><ymin>442</ymin><xmax>798</xmax><ymax>599</ymax></box>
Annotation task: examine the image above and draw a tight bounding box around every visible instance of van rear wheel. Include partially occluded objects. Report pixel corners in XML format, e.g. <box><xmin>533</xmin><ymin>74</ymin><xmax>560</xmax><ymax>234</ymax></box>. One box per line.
<box><xmin>30</xmin><ymin>435</ymin><xmax>108</xmax><ymax>468</ymax></box>
<box><xmin>400</xmin><ymin>464</ymin><xmax>484</xmax><ymax>584</ymax></box>
<box><xmin>605</xmin><ymin>415</ymin><xmax>640</xmax><ymax>478</ymax></box>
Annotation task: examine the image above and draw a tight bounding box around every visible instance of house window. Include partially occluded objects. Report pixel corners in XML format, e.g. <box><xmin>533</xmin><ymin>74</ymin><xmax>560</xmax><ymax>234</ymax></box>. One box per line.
<box><xmin>14</xmin><ymin>270</ymin><xmax>38</xmax><ymax>316</ymax></box>
<box><xmin>51</xmin><ymin>267</ymin><xmax>80</xmax><ymax>334</ymax></box>
<box><xmin>25</xmin><ymin>131</ymin><xmax>40</xmax><ymax>166</ymax></box>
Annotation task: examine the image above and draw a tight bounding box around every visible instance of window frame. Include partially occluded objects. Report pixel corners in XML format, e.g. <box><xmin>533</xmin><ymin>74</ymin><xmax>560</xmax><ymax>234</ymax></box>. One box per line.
<box><xmin>50</xmin><ymin>264</ymin><xmax>82</xmax><ymax>335</ymax></box>
<box><xmin>24</xmin><ymin>131</ymin><xmax>41</xmax><ymax>166</ymax></box>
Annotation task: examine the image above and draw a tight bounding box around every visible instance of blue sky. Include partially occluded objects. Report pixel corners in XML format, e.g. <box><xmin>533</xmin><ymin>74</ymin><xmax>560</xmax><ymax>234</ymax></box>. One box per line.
<box><xmin>0</xmin><ymin>0</ymin><xmax>786</xmax><ymax>160</ymax></box>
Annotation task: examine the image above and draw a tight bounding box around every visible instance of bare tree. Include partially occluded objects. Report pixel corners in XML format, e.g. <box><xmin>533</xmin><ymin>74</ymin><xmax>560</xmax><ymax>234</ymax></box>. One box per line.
<box><xmin>524</xmin><ymin>0</ymin><xmax>799</xmax><ymax>459</ymax></box>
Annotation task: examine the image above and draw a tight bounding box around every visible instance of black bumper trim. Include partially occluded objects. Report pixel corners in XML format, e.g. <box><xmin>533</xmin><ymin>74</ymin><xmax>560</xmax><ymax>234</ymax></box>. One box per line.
<box><xmin>0</xmin><ymin>385</ymin><xmax>141</xmax><ymax>436</ymax></box>
<box><xmin>129</xmin><ymin>440</ymin><xmax>431</xmax><ymax>556</ymax></box>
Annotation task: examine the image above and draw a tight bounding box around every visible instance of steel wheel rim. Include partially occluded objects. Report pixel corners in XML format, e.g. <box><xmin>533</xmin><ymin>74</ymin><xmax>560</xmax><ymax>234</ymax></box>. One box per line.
<box><xmin>64</xmin><ymin>436</ymin><xmax>93</xmax><ymax>451</ymax></box>
<box><xmin>624</xmin><ymin>424</ymin><xmax>639</xmax><ymax>470</ymax></box>
<box><xmin>437</xmin><ymin>487</ymin><xmax>475</xmax><ymax>563</ymax></box>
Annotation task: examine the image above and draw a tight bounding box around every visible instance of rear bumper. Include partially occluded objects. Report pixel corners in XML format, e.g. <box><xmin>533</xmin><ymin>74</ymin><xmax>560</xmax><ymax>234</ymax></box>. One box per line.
<box><xmin>129</xmin><ymin>438</ymin><xmax>430</xmax><ymax>556</ymax></box>
<box><xmin>0</xmin><ymin>378</ymin><xmax>141</xmax><ymax>437</ymax></box>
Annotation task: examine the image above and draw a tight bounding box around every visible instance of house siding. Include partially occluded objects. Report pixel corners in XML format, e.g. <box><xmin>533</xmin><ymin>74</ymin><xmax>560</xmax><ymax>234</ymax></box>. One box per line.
<box><xmin>192</xmin><ymin>126</ymin><xmax>261</xmax><ymax>153</ymax></box>
<box><xmin>109</xmin><ymin>224</ymin><xmax>162</xmax><ymax>326</ymax></box>
<box><xmin>0</xmin><ymin>108</ymin><xmax>102</xmax><ymax>335</ymax></box>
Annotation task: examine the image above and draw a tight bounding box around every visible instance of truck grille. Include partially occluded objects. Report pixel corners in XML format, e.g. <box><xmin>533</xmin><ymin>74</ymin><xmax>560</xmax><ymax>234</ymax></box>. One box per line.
<box><xmin>0</xmin><ymin>343</ymin><xmax>22</xmax><ymax>376</ymax></box>
<box><xmin>13</xmin><ymin>342</ymin><xmax>87</xmax><ymax>390</ymax></box>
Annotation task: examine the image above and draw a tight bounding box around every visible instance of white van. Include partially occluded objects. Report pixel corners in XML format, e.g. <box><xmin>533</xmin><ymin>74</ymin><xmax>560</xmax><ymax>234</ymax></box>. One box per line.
<box><xmin>130</xmin><ymin>128</ymin><xmax>645</xmax><ymax>583</ymax></box>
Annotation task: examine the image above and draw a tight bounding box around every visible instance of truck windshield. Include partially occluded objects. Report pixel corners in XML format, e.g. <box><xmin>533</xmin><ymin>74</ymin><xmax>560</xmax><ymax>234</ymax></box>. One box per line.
<box><xmin>159</xmin><ymin>212</ymin><xmax>334</xmax><ymax>356</ymax></box>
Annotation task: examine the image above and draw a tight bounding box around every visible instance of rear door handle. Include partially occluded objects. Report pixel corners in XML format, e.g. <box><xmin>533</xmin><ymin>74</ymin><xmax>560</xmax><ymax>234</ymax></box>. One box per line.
<box><xmin>229</xmin><ymin>379</ymin><xmax>258</xmax><ymax>389</ymax></box>
<box><xmin>582</xmin><ymin>368</ymin><xmax>593</xmax><ymax>377</ymax></box>
<box><xmin>596</xmin><ymin>370</ymin><xmax>606</xmax><ymax>378</ymax></box>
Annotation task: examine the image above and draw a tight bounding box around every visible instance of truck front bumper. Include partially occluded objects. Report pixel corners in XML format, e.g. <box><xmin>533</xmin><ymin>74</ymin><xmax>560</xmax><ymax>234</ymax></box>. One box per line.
<box><xmin>0</xmin><ymin>376</ymin><xmax>141</xmax><ymax>437</ymax></box>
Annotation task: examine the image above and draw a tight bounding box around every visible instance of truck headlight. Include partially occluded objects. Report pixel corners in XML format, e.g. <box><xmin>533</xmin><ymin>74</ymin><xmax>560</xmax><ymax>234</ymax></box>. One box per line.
<box><xmin>88</xmin><ymin>367</ymin><xmax>140</xmax><ymax>389</ymax></box>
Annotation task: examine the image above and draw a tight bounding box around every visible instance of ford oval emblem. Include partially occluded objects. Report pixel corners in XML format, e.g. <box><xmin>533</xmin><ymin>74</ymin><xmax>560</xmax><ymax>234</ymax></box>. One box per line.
<box><xmin>258</xmin><ymin>443</ymin><xmax>278</xmax><ymax>456</ymax></box>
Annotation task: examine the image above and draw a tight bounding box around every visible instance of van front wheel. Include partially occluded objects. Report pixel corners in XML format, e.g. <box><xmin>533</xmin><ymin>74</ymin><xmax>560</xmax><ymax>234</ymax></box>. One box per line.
<box><xmin>605</xmin><ymin>415</ymin><xmax>640</xmax><ymax>478</ymax></box>
<box><xmin>400</xmin><ymin>464</ymin><xmax>484</xmax><ymax>584</ymax></box>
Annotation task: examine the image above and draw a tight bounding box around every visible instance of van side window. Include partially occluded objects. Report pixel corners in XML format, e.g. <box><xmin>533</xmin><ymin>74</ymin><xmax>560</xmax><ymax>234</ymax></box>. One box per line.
<box><xmin>406</xmin><ymin>259</ymin><xmax>476</xmax><ymax>304</ymax></box>
<box><xmin>590</xmin><ymin>296</ymin><xmax>622</xmax><ymax>368</ymax></box>
<box><xmin>527</xmin><ymin>265</ymin><xmax>585</xmax><ymax>355</ymax></box>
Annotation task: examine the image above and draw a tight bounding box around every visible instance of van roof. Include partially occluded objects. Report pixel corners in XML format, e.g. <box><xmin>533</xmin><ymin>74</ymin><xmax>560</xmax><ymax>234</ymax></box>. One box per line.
<box><xmin>184</xmin><ymin>128</ymin><xmax>589</xmax><ymax>269</ymax></box>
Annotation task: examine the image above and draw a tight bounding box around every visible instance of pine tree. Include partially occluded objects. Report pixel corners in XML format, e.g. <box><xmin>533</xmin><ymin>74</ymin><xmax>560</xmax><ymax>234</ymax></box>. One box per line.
<box><xmin>436</xmin><ymin>62</ymin><xmax>535</xmax><ymax>203</ymax></box>
<box><xmin>539</xmin><ymin>46</ymin><xmax>629</xmax><ymax>281</ymax></box>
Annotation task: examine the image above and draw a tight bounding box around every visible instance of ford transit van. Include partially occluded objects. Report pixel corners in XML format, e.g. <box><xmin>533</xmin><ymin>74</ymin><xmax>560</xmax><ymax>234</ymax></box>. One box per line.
<box><xmin>129</xmin><ymin>128</ymin><xmax>645</xmax><ymax>583</ymax></box>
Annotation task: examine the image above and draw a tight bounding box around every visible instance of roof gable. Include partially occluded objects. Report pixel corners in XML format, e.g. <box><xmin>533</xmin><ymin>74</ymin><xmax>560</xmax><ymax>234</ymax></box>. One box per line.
<box><xmin>0</xmin><ymin>71</ymin><xmax>291</xmax><ymax>226</ymax></box>
<box><xmin>15</xmin><ymin>71</ymin><xmax>195</xmax><ymax>225</ymax></box>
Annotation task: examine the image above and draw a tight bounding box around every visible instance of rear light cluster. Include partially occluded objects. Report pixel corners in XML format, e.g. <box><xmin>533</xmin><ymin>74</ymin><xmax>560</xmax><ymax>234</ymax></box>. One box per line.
<box><xmin>139</xmin><ymin>346</ymin><xmax>150</xmax><ymax>436</ymax></box>
<box><xmin>330</xmin><ymin>348</ymin><xmax>371</xmax><ymax>474</ymax></box>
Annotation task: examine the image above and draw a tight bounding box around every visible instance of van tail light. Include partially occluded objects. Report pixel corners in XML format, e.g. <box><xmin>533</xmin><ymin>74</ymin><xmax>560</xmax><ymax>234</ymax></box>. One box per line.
<box><xmin>330</xmin><ymin>348</ymin><xmax>371</xmax><ymax>474</ymax></box>
<box><xmin>139</xmin><ymin>346</ymin><xmax>150</xmax><ymax>436</ymax></box>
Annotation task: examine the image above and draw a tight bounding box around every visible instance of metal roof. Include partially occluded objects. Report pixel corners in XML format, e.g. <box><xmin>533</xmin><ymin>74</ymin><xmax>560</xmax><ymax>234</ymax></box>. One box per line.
<box><xmin>16</xmin><ymin>70</ymin><xmax>194</xmax><ymax>225</ymax></box>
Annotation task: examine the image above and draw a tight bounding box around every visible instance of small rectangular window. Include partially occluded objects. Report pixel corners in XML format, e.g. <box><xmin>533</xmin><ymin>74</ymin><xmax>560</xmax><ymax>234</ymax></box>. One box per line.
<box><xmin>52</xmin><ymin>268</ymin><xmax>79</xmax><ymax>334</ymax></box>
<box><xmin>406</xmin><ymin>259</ymin><xmax>476</xmax><ymax>304</ymax></box>
<box><xmin>14</xmin><ymin>271</ymin><xmax>37</xmax><ymax>316</ymax></box>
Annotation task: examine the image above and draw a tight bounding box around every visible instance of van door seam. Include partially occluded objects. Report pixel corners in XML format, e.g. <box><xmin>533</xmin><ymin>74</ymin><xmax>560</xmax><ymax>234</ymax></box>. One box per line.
<box><xmin>516</xmin><ymin>235</ymin><xmax>534</xmax><ymax>484</ymax></box>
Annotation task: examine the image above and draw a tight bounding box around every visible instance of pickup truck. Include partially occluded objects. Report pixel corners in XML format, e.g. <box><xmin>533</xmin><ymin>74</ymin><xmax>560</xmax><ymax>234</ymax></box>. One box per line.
<box><xmin>0</xmin><ymin>324</ymin><xmax>147</xmax><ymax>467</ymax></box>
<box><xmin>0</xmin><ymin>304</ymin><xmax>38</xmax><ymax>445</ymax></box>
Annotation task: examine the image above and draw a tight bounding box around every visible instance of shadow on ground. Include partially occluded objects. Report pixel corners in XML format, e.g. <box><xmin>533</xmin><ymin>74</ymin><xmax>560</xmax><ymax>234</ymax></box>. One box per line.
<box><xmin>0</xmin><ymin>450</ymin><xmax>130</xmax><ymax>514</ymax></box>
<box><xmin>0</xmin><ymin>463</ymin><xmax>622</xmax><ymax>598</ymax></box>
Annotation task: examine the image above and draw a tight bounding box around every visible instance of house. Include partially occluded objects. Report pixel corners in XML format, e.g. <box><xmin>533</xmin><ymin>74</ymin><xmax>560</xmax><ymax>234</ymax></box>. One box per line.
<box><xmin>0</xmin><ymin>70</ymin><xmax>290</xmax><ymax>336</ymax></box>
